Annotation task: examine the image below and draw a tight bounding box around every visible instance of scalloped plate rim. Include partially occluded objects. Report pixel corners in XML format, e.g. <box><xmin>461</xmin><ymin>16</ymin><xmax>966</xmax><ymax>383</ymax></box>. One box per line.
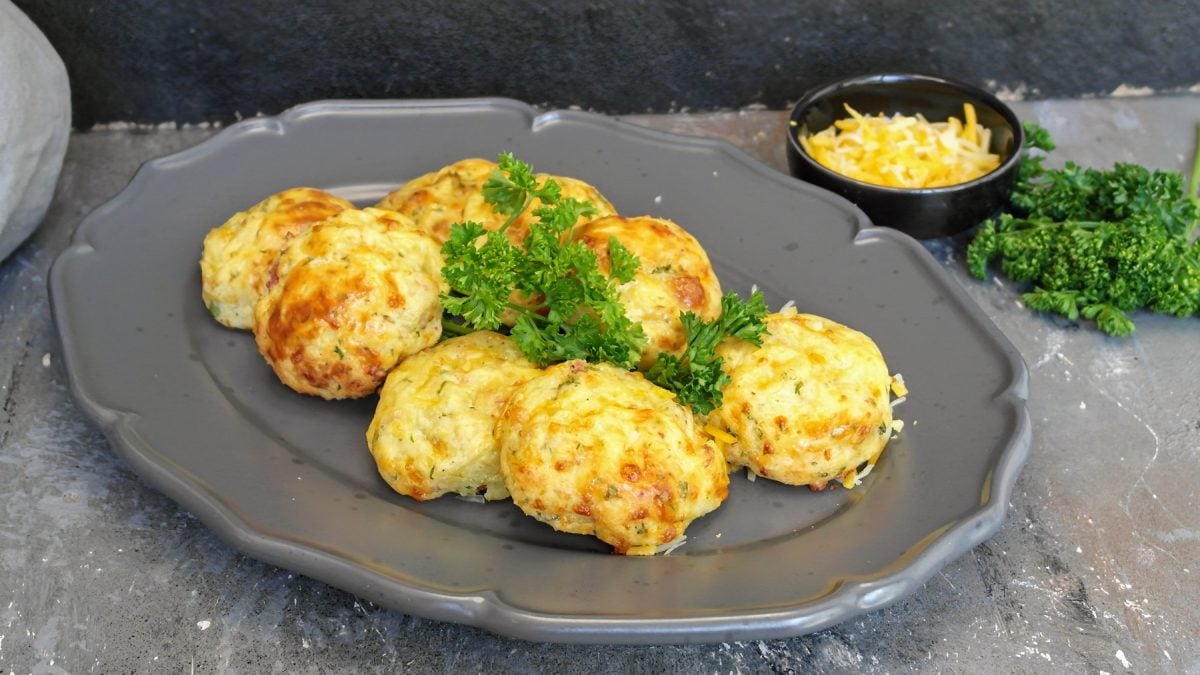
<box><xmin>49</xmin><ymin>97</ymin><xmax>1030</xmax><ymax>644</ymax></box>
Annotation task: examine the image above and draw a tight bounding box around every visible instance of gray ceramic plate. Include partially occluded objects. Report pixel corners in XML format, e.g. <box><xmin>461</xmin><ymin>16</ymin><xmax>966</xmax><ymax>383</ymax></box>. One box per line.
<box><xmin>50</xmin><ymin>98</ymin><xmax>1029</xmax><ymax>644</ymax></box>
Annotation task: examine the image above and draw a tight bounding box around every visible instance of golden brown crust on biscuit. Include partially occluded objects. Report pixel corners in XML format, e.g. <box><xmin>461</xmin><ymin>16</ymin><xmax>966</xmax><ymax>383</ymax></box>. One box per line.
<box><xmin>252</xmin><ymin>208</ymin><xmax>445</xmax><ymax>399</ymax></box>
<box><xmin>710</xmin><ymin>309</ymin><xmax>894</xmax><ymax>489</ymax></box>
<box><xmin>200</xmin><ymin>187</ymin><xmax>354</xmax><ymax>329</ymax></box>
<box><xmin>497</xmin><ymin>361</ymin><xmax>728</xmax><ymax>554</ymax></box>
<box><xmin>376</xmin><ymin>158</ymin><xmax>617</xmax><ymax>244</ymax></box>
<box><xmin>573</xmin><ymin>215</ymin><xmax>723</xmax><ymax>368</ymax></box>
<box><xmin>367</xmin><ymin>331</ymin><xmax>542</xmax><ymax>501</ymax></box>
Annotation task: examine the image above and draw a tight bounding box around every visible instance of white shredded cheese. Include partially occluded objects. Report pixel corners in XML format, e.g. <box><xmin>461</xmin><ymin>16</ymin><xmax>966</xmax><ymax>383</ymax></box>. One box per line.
<box><xmin>799</xmin><ymin>103</ymin><xmax>1001</xmax><ymax>188</ymax></box>
<box><xmin>655</xmin><ymin>535</ymin><xmax>688</xmax><ymax>556</ymax></box>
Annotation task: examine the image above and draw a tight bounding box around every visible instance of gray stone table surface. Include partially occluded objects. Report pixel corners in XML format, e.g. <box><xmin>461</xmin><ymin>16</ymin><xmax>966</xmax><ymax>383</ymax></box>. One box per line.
<box><xmin>2</xmin><ymin>96</ymin><xmax>1199</xmax><ymax>672</ymax></box>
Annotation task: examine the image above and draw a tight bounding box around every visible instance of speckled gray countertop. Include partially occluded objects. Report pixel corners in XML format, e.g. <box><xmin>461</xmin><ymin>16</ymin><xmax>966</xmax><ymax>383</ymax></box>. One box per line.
<box><xmin>2</xmin><ymin>97</ymin><xmax>1199</xmax><ymax>673</ymax></box>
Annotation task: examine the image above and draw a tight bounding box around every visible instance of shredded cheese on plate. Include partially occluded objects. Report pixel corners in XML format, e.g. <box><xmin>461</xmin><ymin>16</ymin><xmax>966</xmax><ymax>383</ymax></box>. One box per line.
<box><xmin>704</xmin><ymin>424</ymin><xmax>737</xmax><ymax>445</ymax></box>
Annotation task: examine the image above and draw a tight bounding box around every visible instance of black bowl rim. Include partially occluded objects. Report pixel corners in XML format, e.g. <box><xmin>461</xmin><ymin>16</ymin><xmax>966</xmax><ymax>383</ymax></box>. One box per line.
<box><xmin>786</xmin><ymin>72</ymin><xmax>1025</xmax><ymax>196</ymax></box>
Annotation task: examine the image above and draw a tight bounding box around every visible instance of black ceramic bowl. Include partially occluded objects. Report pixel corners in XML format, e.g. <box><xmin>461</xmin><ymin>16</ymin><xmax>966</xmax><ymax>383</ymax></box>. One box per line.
<box><xmin>786</xmin><ymin>73</ymin><xmax>1023</xmax><ymax>239</ymax></box>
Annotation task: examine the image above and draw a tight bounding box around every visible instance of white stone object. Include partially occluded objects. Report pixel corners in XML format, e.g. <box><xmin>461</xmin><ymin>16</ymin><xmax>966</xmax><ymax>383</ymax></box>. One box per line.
<box><xmin>0</xmin><ymin>0</ymin><xmax>70</xmax><ymax>262</ymax></box>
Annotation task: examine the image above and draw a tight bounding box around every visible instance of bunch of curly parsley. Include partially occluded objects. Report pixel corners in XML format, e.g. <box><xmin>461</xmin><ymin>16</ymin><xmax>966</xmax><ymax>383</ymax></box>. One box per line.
<box><xmin>439</xmin><ymin>153</ymin><xmax>766</xmax><ymax>413</ymax></box>
<box><xmin>967</xmin><ymin>122</ymin><xmax>1200</xmax><ymax>336</ymax></box>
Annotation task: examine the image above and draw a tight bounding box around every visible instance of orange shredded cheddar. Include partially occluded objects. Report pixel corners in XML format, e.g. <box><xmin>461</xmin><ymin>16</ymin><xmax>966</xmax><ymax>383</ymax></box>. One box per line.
<box><xmin>799</xmin><ymin>103</ymin><xmax>1001</xmax><ymax>188</ymax></box>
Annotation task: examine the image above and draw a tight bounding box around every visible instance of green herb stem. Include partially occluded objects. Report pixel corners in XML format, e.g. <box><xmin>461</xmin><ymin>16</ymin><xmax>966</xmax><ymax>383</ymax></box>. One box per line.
<box><xmin>1189</xmin><ymin>121</ymin><xmax>1200</xmax><ymax>226</ymax></box>
<box><xmin>497</xmin><ymin>194</ymin><xmax>532</xmax><ymax>235</ymax></box>
<box><xmin>1192</xmin><ymin>122</ymin><xmax>1200</xmax><ymax>196</ymax></box>
<box><xmin>440</xmin><ymin>318</ymin><xmax>472</xmax><ymax>336</ymax></box>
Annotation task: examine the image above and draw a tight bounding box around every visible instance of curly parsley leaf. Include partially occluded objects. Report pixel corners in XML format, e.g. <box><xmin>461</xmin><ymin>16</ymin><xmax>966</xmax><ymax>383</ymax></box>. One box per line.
<box><xmin>439</xmin><ymin>220</ymin><xmax>521</xmax><ymax>330</ymax></box>
<box><xmin>1023</xmin><ymin>121</ymin><xmax>1056</xmax><ymax>154</ymax></box>
<box><xmin>443</xmin><ymin>153</ymin><xmax>769</xmax><ymax>411</ymax></box>
<box><xmin>967</xmin><ymin>122</ymin><xmax>1200</xmax><ymax>336</ymax></box>
<box><xmin>442</xmin><ymin>154</ymin><xmax>644</xmax><ymax>369</ymax></box>
<box><xmin>719</xmin><ymin>288</ymin><xmax>769</xmax><ymax>345</ymax></box>
<box><xmin>607</xmin><ymin>237</ymin><xmax>640</xmax><ymax>284</ymax></box>
<box><xmin>483</xmin><ymin>152</ymin><xmax>541</xmax><ymax>217</ymax></box>
<box><xmin>645</xmin><ymin>290</ymin><xmax>768</xmax><ymax>414</ymax></box>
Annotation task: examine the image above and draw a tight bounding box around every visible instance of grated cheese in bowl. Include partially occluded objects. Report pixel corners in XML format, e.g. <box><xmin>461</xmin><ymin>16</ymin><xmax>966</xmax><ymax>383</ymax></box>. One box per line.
<box><xmin>798</xmin><ymin>103</ymin><xmax>1001</xmax><ymax>189</ymax></box>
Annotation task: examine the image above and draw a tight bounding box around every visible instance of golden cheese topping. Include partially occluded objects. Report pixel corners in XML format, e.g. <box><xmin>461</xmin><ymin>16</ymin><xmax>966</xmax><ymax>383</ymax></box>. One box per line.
<box><xmin>252</xmin><ymin>208</ymin><xmax>445</xmax><ymax>399</ymax></box>
<box><xmin>709</xmin><ymin>308</ymin><xmax>896</xmax><ymax>490</ymax></box>
<box><xmin>799</xmin><ymin>103</ymin><xmax>1001</xmax><ymax>188</ymax></box>
<box><xmin>367</xmin><ymin>332</ymin><xmax>542</xmax><ymax>501</ymax></box>
<box><xmin>497</xmin><ymin>361</ymin><xmax>728</xmax><ymax>555</ymax></box>
<box><xmin>573</xmin><ymin>215</ymin><xmax>723</xmax><ymax>369</ymax></box>
<box><xmin>200</xmin><ymin>188</ymin><xmax>354</xmax><ymax>329</ymax></box>
<box><xmin>375</xmin><ymin>158</ymin><xmax>618</xmax><ymax>244</ymax></box>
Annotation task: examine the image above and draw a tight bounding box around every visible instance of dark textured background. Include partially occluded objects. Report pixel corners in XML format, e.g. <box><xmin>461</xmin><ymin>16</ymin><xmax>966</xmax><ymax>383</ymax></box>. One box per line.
<box><xmin>14</xmin><ymin>0</ymin><xmax>1200</xmax><ymax>129</ymax></box>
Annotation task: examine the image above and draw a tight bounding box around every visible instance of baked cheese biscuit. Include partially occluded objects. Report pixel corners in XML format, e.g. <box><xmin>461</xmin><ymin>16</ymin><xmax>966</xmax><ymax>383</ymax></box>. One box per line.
<box><xmin>253</xmin><ymin>208</ymin><xmax>445</xmax><ymax>399</ymax></box>
<box><xmin>201</xmin><ymin>188</ymin><xmax>353</xmax><ymax>329</ymax></box>
<box><xmin>497</xmin><ymin>361</ymin><xmax>728</xmax><ymax>555</ymax></box>
<box><xmin>574</xmin><ymin>215</ymin><xmax>723</xmax><ymax>369</ymax></box>
<box><xmin>367</xmin><ymin>331</ymin><xmax>541</xmax><ymax>501</ymax></box>
<box><xmin>376</xmin><ymin>158</ymin><xmax>617</xmax><ymax>244</ymax></box>
<box><xmin>709</xmin><ymin>308</ymin><xmax>897</xmax><ymax>489</ymax></box>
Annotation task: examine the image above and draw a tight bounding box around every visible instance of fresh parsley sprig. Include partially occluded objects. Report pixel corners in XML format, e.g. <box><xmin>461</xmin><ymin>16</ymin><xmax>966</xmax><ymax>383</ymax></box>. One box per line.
<box><xmin>645</xmin><ymin>290</ymin><xmax>769</xmax><ymax>414</ymax></box>
<box><xmin>966</xmin><ymin>122</ymin><xmax>1200</xmax><ymax>336</ymax></box>
<box><xmin>440</xmin><ymin>153</ymin><xmax>646</xmax><ymax>369</ymax></box>
<box><xmin>482</xmin><ymin>152</ymin><xmax>561</xmax><ymax>222</ymax></box>
<box><xmin>440</xmin><ymin>153</ymin><xmax>768</xmax><ymax>413</ymax></box>
<box><xmin>440</xmin><ymin>220</ymin><xmax>521</xmax><ymax>330</ymax></box>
